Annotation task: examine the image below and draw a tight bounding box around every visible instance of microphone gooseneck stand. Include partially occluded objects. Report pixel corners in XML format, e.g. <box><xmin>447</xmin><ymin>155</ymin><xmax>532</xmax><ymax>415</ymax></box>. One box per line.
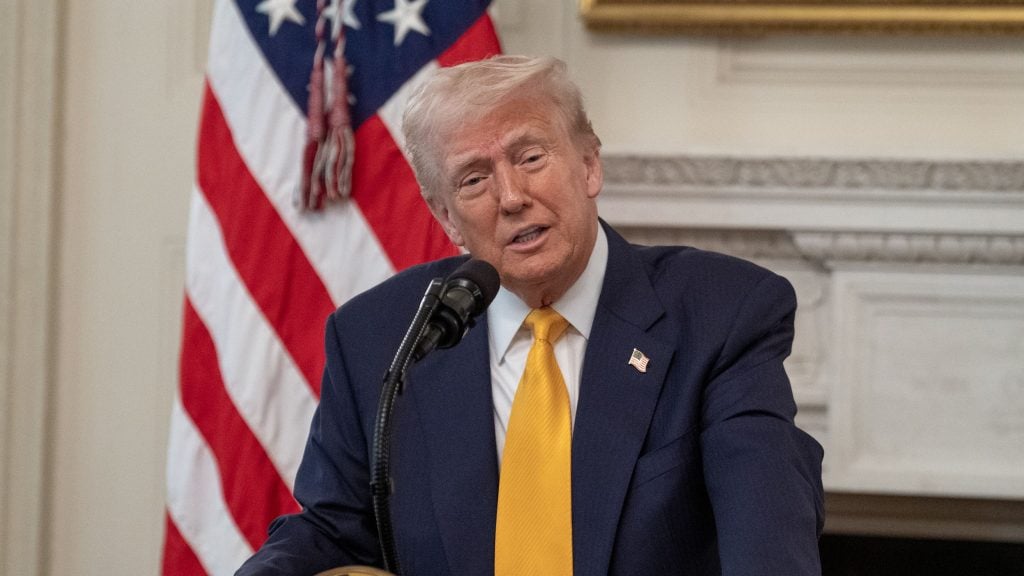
<box><xmin>368</xmin><ymin>258</ymin><xmax>499</xmax><ymax>576</ymax></box>
<box><xmin>370</xmin><ymin>278</ymin><xmax>444</xmax><ymax>575</ymax></box>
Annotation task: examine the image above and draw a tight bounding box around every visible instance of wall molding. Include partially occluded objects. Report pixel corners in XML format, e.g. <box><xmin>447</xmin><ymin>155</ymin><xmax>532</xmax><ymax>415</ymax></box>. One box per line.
<box><xmin>598</xmin><ymin>153</ymin><xmax>1024</xmax><ymax>266</ymax></box>
<box><xmin>793</xmin><ymin>231</ymin><xmax>1024</xmax><ymax>266</ymax></box>
<box><xmin>715</xmin><ymin>37</ymin><xmax>1024</xmax><ymax>89</ymax></box>
<box><xmin>599</xmin><ymin>154</ymin><xmax>1024</xmax><ymax>236</ymax></box>
<box><xmin>165</xmin><ymin>0</ymin><xmax>212</xmax><ymax>99</ymax></box>
<box><xmin>617</xmin><ymin>227</ymin><xmax>1024</xmax><ymax>267</ymax></box>
<box><xmin>826</xmin><ymin>492</ymin><xmax>1024</xmax><ymax>543</ymax></box>
<box><xmin>602</xmin><ymin>155</ymin><xmax>1024</xmax><ymax>193</ymax></box>
<box><xmin>0</xmin><ymin>2</ymin><xmax>60</xmax><ymax>575</ymax></box>
<box><xmin>616</xmin><ymin>227</ymin><xmax>802</xmax><ymax>262</ymax></box>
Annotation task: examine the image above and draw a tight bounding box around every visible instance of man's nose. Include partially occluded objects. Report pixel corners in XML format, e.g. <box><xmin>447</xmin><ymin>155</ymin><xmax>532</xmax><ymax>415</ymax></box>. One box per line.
<box><xmin>496</xmin><ymin>168</ymin><xmax>530</xmax><ymax>214</ymax></box>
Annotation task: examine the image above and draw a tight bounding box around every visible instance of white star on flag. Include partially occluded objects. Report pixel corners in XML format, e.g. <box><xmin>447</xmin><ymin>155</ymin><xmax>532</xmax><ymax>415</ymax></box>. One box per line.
<box><xmin>377</xmin><ymin>0</ymin><xmax>431</xmax><ymax>46</ymax></box>
<box><xmin>342</xmin><ymin>0</ymin><xmax>362</xmax><ymax>31</ymax></box>
<box><xmin>324</xmin><ymin>0</ymin><xmax>361</xmax><ymax>39</ymax></box>
<box><xmin>256</xmin><ymin>0</ymin><xmax>306</xmax><ymax>36</ymax></box>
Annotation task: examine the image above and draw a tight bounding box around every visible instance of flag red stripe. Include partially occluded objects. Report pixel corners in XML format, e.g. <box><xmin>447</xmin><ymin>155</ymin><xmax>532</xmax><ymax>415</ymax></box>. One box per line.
<box><xmin>161</xmin><ymin>512</ymin><xmax>209</xmax><ymax>576</ymax></box>
<box><xmin>180</xmin><ymin>298</ymin><xmax>300</xmax><ymax>550</ymax></box>
<box><xmin>197</xmin><ymin>83</ymin><xmax>334</xmax><ymax>394</ymax></box>
<box><xmin>438</xmin><ymin>14</ymin><xmax>502</xmax><ymax>68</ymax></box>
<box><xmin>351</xmin><ymin>115</ymin><xmax>460</xmax><ymax>271</ymax></box>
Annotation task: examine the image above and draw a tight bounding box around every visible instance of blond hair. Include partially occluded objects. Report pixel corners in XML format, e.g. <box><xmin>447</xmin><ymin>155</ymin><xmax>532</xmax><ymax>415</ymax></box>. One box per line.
<box><xmin>401</xmin><ymin>55</ymin><xmax>600</xmax><ymax>201</ymax></box>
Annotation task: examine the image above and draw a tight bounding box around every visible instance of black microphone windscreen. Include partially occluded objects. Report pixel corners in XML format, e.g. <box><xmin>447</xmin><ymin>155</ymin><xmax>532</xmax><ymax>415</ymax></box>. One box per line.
<box><xmin>447</xmin><ymin>259</ymin><xmax>500</xmax><ymax>308</ymax></box>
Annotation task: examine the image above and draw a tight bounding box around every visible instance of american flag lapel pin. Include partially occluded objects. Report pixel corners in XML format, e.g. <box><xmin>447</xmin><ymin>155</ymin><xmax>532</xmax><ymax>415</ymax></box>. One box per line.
<box><xmin>628</xmin><ymin>348</ymin><xmax>650</xmax><ymax>373</ymax></box>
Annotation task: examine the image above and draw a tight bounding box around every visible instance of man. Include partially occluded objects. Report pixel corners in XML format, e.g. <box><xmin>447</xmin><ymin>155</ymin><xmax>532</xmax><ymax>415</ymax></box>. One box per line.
<box><xmin>238</xmin><ymin>55</ymin><xmax>824</xmax><ymax>575</ymax></box>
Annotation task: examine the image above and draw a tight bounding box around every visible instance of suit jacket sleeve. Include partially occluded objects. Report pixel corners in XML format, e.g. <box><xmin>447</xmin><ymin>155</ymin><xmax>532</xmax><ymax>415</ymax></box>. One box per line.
<box><xmin>236</xmin><ymin>309</ymin><xmax>381</xmax><ymax>575</ymax></box>
<box><xmin>699</xmin><ymin>272</ymin><xmax>825</xmax><ymax>576</ymax></box>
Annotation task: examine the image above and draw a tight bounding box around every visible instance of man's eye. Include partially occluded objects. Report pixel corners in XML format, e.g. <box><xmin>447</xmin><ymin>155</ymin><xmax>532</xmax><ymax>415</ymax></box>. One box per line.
<box><xmin>461</xmin><ymin>175</ymin><xmax>486</xmax><ymax>188</ymax></box>
<box><xmin>519</xmin><ymin>151</ymin><xmax>548</xmax><ymax>168</ymax></box>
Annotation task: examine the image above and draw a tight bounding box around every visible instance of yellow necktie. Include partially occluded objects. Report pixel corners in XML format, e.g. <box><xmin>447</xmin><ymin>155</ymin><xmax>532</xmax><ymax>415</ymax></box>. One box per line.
<box><xmin>495</xmin><ymin>307</ymin><xmax>573</xmax><ymax>575</ymax></box>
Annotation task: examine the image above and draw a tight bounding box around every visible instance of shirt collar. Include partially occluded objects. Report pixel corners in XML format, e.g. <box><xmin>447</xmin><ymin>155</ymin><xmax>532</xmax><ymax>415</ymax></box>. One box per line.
<box><xmin>488</xmin><ymin>225</ymin><xmax>609</xmax><ymax>362</ymax></box>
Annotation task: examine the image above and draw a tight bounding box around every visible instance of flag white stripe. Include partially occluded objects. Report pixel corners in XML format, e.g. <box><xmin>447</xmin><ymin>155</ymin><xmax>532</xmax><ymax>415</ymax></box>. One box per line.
<box><xmin>167</xmin><ymin>398</ymin><xmax>253</xmax><ymax>576</ymax></box>
<box><xmin>376</xmin><ymin>60</ymin><xmax>439</xmax><ymax>161</ymax></box>
<box><xmin>207</xmin><ymin>0</ymin><xmax>394</xmax><ymax>305</ymax></box>
<box><xmin>186</xmin><ymin>186</ymin><xmax>317</xmax><ymax>490</ymax></box>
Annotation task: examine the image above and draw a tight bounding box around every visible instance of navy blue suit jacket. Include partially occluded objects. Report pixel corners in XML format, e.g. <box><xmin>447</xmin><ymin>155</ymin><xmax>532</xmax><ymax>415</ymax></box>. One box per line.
<box><xmin>238</xmin><ymin>223</ymin><xmax>825</xmax><ymax>575</ymax></box>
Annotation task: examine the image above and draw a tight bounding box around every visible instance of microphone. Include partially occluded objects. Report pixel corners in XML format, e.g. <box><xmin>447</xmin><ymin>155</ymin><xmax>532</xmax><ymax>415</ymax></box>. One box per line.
<box><xmin>373</xmin><ymin>259</ymin><xmax>498</xmax><ymax>570</ymax></box>
<box><xmin>413</xmin><ymin>259</ymin><xmax>500</xmax><ymax>361</ymax></box>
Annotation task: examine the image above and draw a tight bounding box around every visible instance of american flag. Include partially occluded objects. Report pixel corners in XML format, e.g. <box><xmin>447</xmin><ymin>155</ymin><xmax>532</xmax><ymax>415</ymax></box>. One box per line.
<box><xmin>161</xmin><ymin>1</ymin><xmax>500</xmax><ymax>573</ymax></box>
<box><xmin>628</xmin><ymin>348</ymin><xmax>649</xmax><ymax>373</ymax></box>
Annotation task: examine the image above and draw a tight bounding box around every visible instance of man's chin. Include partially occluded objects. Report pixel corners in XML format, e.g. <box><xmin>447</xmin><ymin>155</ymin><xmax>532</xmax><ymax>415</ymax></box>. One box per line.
<box><xmin>501</xmin><ymin>264</ymin><xmax>570</xmax><ymax>303</ymax></box>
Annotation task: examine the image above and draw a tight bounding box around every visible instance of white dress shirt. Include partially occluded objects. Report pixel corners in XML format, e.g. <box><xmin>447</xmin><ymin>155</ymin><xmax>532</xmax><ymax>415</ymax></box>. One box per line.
<box><xmin>487</xmin><ymin>226</ymin><xmax>609</xmax><ymax>465</ymax></box>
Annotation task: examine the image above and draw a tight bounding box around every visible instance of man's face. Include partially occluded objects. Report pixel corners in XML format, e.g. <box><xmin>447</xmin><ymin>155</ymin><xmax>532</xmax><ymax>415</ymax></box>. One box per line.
<box><xmin>427</xmin><ymin>97</ymin><xmax>603</xmax><ymax>307</ymax></box>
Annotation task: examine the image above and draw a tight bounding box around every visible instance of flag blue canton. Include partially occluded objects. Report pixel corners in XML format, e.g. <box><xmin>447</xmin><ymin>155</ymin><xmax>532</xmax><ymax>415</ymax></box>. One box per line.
<box><xmin>234</xmin><ymin>0</ymin><xmax>492</xmax><ymax>127</ymax></box>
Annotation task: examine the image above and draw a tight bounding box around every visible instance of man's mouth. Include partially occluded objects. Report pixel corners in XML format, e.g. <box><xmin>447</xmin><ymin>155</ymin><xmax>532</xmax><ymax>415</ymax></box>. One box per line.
<box><xmin>512</xmin><ymin>226</ymin><xmax>546</xmax><ymax>245</ymax></box>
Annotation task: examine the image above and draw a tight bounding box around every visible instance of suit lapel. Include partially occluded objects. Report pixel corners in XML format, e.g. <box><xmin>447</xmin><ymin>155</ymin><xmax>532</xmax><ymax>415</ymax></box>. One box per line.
<box><xmin>407</xmin><ymin>319</ymin><xmax>498</xmax><ymax>576</ymax></box>
<box><xmin>572</xmin><ymin>225</ymin><xmax>675</xmax><ymax>576</ymax></box>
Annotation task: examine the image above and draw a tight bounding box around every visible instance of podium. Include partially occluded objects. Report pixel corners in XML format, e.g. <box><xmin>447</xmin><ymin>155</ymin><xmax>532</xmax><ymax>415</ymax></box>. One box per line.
<box><xmin>315</xmin><ymin>567</ymin><xmax>394</xmax><ymax>576</ymax></box>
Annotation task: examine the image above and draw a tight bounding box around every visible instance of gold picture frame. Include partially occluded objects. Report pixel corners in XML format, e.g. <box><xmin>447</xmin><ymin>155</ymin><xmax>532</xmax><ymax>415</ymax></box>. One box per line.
<box><xmin>580</xmin><ymin>0</ymin><xmax>1024</xmax><ymax>34</ymax></box>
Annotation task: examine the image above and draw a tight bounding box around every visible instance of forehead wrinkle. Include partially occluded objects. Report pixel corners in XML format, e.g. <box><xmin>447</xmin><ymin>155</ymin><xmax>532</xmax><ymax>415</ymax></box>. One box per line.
<box><xmin>502</xmin><ymin>128</ymin><xmax>551</xmax><ymax>155</ymax></box>
<box><xmin>446</xmin><ymin>124</ymin><xmax>551</xmax><ymax>176</ymax></box>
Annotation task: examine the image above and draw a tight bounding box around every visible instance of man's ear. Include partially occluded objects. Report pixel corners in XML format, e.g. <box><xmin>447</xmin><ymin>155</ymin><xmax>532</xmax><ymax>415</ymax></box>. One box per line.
<box><xmin>427</xmin><ymin>197</ymin><xmax>465</xmax><ymax>247</ymax></box>
<box><xmin>584</xmin><ymin>148</ymin><xmax>603</xmax><ymax>199</ymax></box>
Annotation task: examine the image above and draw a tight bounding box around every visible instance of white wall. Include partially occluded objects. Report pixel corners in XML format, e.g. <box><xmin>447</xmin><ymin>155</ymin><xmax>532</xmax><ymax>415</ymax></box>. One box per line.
<box><xmin>1</xmin><ymin>0</ymin><xmax>1022</xmax><ymax>574</ymax></box>
<box><xmin>500</xmin><ymin>1</ymin><xmax>1024</xmax><ymax>159</ymax></box>
<box><xmin>47</xmin><ymin>1</ymin><xmax>208</xmax><ymax>572</ymax></box>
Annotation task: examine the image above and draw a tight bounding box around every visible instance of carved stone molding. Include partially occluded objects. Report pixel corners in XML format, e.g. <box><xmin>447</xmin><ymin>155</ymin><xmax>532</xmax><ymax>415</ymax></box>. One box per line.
<box><xmin>617</xmin><ymin>227</ymin><xmax>802</xmax><ymax>262</ymax></box>
<box><xmin>599</xmin><ymin>154</ymin><xmax>1024</xmax><ymax>244</ymax></box>
<box><xmin>793</xmin><ymin>232</ymin><xmax>1024</xmax><ymax>266</ymax></box>
<box><xmin>618</xmin><ymin>227</ymin><xmax>1024</xmax><ymax>267</ymax></box>
<box><xmin>602</xmin><ymin>155</ymin><xmax>1024</xmax><ymax>194</ymax></box>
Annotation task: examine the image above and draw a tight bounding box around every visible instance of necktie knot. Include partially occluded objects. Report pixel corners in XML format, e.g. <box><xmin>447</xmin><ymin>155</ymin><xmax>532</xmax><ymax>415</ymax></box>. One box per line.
<box><xmin>525</xmin><ymin>307</ymin><xmax>569</xmax><ymax>343</ymax></box>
